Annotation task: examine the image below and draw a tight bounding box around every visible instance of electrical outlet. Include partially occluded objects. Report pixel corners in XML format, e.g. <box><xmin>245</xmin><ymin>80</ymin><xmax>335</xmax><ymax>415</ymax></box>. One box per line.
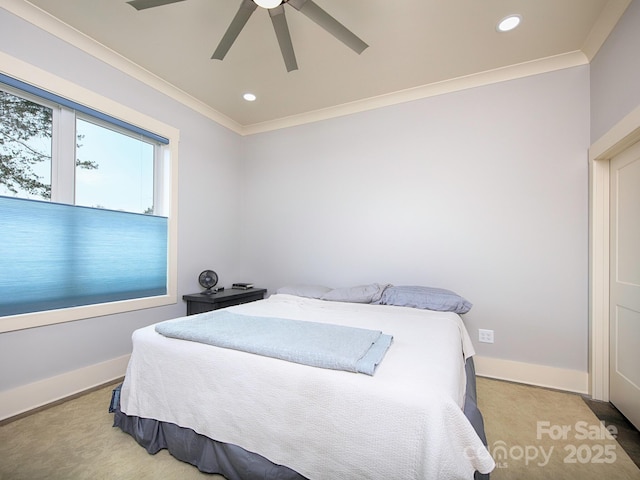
<box><xmin>478</xmin><ymin>329</ymin><xmax>494</xmax><ymax>344</ymax></box>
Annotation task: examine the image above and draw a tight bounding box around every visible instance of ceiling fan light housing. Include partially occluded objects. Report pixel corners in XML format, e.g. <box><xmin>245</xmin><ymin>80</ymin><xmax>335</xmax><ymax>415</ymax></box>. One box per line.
<box><xmin>254</xmin><ymin>0</ymin><xmax>282</xmax><ymax>8</ymax></box>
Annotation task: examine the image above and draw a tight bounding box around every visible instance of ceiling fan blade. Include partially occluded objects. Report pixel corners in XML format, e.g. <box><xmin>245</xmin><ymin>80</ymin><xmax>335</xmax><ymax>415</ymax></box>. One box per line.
<box><xmin>127</xmin><ymin>0</ymin><xmax>186</xmax><ymax>11</ymax></box>
<box><xmin>212</xmin><ymin>0</ymin><xmax>258</xmax><ymax>60</ymax></box>
<box><xmin>287</xmin><ymin>0</ymin><xmax>368</xmax><ymax>54</ymax></box>
<box><xmin>269</xmin><ymin>5</ymin><xmax>298</xmax><ymax>72</ymax></box>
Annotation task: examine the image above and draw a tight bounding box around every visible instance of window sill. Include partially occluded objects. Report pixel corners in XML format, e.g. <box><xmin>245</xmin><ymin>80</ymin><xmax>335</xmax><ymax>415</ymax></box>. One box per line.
<box><xmin>0</xmin><ymin>293</ymin><xmax>177</xmax><ymax>333</ymax></box>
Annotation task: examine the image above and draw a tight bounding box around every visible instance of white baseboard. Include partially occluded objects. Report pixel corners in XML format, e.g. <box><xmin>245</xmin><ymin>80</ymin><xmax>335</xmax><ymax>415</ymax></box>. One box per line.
<box><xmin>474</xmin><ymin>355</ymin><xmax>589</xmax><ymax>395</ymax></box>
<box><xmin>0</xmin><ymin>354</ymin><xmax>130</xmax><ymax>421</ymax></box>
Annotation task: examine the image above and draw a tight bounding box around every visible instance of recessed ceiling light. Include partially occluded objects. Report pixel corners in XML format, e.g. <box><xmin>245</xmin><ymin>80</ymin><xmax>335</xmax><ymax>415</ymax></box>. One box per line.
<box><xmin>243</xmin><ymin>93</ymin><xmax>257</xmax><ymax>102</ymax></box>
<box><xmin>497</xmin><ymin>14</ymin><xmax>521</xmax><ymax>32</ymax></box>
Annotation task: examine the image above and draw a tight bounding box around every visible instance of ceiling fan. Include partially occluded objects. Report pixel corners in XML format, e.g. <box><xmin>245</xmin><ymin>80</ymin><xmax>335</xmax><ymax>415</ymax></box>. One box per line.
<box><xmin>127</xmin><ymin>0</ymin><xmax>368</xmax><ymax>72</ymax></box>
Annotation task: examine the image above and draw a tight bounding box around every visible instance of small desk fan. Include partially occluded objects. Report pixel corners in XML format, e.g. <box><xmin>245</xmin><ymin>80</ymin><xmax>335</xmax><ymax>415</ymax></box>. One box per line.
<box><xmin>198</xmin><ymin>270</ymin><xmax>219</xmax><ymax>294</ymax></box>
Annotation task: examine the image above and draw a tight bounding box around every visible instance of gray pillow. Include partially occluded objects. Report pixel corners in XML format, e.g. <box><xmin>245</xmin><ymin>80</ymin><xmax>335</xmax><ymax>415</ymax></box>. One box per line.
<box><xmin>375</xmin><ymin>285</ymin><xmax>472</xmax><ymax>314</ymax></box>
<box><xmin>276</xmin><ymin>284</ymin><xmax>331</xmax><ymax>299</ymax></box>
<box><xmin>321</xmin><ymin>283</ymin><xmax>388</xmax><ymax>304</ymax></box>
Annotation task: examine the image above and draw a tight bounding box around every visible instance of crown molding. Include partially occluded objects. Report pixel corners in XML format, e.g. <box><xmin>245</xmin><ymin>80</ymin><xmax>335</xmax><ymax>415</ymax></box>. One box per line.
<box><xmin>4</xmin><ymin>0</ymin><xmax>597</xmax><ymax>136</ymax></box>
<box><xmin>243</xmin><ymin>51</ymin><xmax>589</xmax><ymax>135</ymax></box>
<box><xmin>1</xmin><ymin>0</ymin><xmax>243</xmax><ymax>134</ymax></box>
<box><xmin>581</xmin><ymin>0</ymin><xmax>632</xmax><ymax>62</ymax></box>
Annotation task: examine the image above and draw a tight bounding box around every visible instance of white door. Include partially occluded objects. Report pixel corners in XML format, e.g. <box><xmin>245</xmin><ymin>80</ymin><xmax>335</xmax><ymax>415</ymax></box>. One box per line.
<box><xmin>610</xmin><ymin>139</ymin><xmax>640</xmax><ymax>430</ymax></box>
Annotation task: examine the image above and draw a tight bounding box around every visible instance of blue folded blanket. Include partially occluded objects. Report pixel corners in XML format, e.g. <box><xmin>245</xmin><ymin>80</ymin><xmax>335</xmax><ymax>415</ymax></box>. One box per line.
<box><xmin>155</xmin><ymin>311</ymin><xmax>393</xmax><ymax>375</ymax></box>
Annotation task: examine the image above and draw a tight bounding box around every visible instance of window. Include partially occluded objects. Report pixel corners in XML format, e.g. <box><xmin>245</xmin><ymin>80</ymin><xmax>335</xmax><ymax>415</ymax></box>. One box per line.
<box><xmin>0</xmin><ymin>89</ymin><xmax>53</xmax><ymax>200</ymax></box>
<box><xmin>0</xmin><ymin>88</ymin><xmax>159</xmax><ymax>214</ymax></box>
<box><xmin>0</xmin><ymin>69</ymin><xmax>178</xmax><ymax>332</ymax></box>
<box><xmin>75</xmin><ymin>117</ymin><xmax>156</xmax><ymax>214</ymax></box>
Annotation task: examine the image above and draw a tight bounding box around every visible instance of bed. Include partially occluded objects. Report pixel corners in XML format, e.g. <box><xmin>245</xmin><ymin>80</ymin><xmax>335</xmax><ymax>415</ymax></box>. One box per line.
<box><xmin>111</xmin><ymin>286</ymin><xmax>495</xmax><ymax>479</ymax></box>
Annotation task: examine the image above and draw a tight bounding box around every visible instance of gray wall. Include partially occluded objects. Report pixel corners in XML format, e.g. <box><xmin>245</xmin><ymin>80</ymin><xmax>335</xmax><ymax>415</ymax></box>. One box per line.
<box><xmin>0</xmin><ymin>8</ymin><xmax>243</xmax><ymax>391</ymax></box>
<box><xmin>590</xmin><ymin>0</ymin><xmax>640</xmax><ymax>142</ymax></box>
<box><xmin>239</xmin><ymin>66</ymin><xmax>590</xmax><ymax>372</ymax></box>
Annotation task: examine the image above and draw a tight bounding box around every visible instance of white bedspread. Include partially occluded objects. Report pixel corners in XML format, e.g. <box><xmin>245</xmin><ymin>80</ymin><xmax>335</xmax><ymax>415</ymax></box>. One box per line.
<box><xmin>121</xmin><ymin>294</ymin><xmax>495</xmax><ymax>479</ymax></box>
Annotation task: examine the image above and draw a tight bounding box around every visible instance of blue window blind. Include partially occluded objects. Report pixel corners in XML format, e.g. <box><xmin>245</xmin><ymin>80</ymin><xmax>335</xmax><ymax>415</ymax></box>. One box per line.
<box><xmin>0</xmin><ymin>196</ymin><xmax>168</xmax><ymax>317</ymax></box>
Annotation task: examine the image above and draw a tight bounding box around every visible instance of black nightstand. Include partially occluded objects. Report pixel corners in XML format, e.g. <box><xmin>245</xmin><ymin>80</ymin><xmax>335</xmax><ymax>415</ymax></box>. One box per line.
<box><xmin>182</xmin><ymin>288</ymin><xmax>267</xmax><ymax>316</ymax></box>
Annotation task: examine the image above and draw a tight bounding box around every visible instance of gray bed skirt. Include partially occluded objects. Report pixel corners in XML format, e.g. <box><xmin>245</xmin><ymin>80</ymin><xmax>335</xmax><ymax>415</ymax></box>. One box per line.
<box><xmin>110</xmin><ymin>357</ymin><xmax>490</xmax><ymax>480</ymax></box>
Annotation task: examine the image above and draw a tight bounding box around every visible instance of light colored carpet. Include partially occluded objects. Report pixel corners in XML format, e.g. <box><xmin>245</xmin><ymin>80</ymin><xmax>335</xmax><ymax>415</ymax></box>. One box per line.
<box><xmin>478</xmin><ymin>377</ymin><xmax>640</xmax><ymax>479</ymax></box>
<box><xmin>0</xmin><ymin>377</ymin><xmax>638</xmax><ymax>479</ymax></box>
<box><xmin>0</xmin><ymin>383</ymin><xmax>219</xmax><ymax>480</ymax></box>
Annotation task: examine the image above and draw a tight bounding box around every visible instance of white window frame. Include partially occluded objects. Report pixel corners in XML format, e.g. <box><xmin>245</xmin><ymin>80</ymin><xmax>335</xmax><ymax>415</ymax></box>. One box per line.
<box><xmin>0</xmin><ymin>52</ymin><xmax>179</xmax><ymax>333</ymax></box>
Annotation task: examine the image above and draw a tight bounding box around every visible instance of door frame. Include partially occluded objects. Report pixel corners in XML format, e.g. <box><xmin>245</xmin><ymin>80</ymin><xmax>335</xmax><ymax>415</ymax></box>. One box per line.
<box><xmin>589</xmin><ymin>104</ymin><xmax>640</xmax><ymax>401</ymax></box>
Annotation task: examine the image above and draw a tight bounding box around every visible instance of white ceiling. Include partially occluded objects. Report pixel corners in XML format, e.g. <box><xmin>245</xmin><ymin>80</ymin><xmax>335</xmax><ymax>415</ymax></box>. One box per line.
<box><xmin>11</xmin><ymin>0</ymin><xmax>631</xmax><ymax>133</ymax></box>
